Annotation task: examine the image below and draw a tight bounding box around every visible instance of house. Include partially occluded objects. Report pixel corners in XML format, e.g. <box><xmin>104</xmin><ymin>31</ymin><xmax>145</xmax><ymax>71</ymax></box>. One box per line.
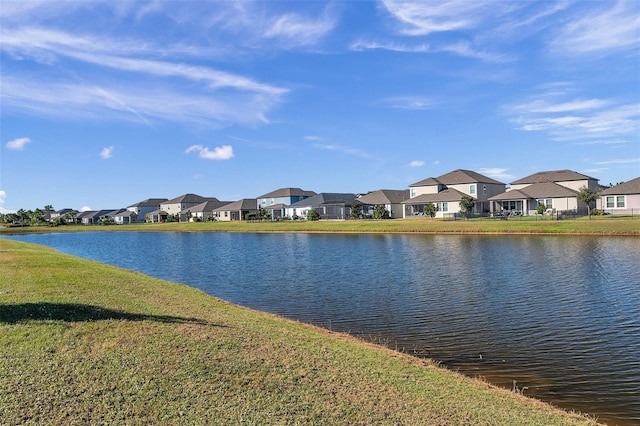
<box><xmin>357</xmin><ymin>190</ymin><xmax>409</xmax><ymax>218</ymax></box>
<box><xmin>49</xmin><ymin>208</ymin><xmax>77</xmax><ymax>223</ymax></box>
<box><xmin>597</xmin><ymin>177</ymin><xmax>640</xmax><ymax>214</ymax></box>
<box><xmin>127</xmin><ymin>198</ymin><xmax>167</xmax><ymax>223</ymax></box>
<box><xmin>183</xmin><ymin>200</ymin><xmax>231</xmax><ymax>222</ymax></box>
<box><xmin>78</xmin><ymin>209</ymin><xmax>122</xmax><ymax>225</ymax></box>
<box><xmin>257</xmin><ymin>188</ymin><xmax>316</xmax><ymax>219</ymax></box>
<box><xmin>403</xmin><ymin>169</ymin><xmax>506</xmax><ymax>218</ymax></box>
<box><xmin>285</xmin><ymin>193</ymin><xmax>357</xmax><ymax>220</ymax></box>
<box><xmin>145</xmin><ymin>209</ymin><xmax>169</xmax><ymax>223</ymax></box>
<box><xmin>114</xmin><ymin>210</ymin><xmax>137</xmax><ymax>225</ymax></box>
<box><xmin>213</xmin><ymin>199</ymin><xmax>258</xmax><ymax>221</ymax></box>
<box><xmin>489</xmin><ymin>170</ymin><xmax>600</xmax><ymax>215</ymax></box>
<box><xmin>160</xmin><ymin>194</ymin><xmax>220</xmax><ymax>222</ymax></box>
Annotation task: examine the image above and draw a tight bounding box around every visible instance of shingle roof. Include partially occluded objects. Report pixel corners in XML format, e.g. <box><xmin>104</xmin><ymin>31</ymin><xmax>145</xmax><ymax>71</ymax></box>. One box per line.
<box><xmin>410</xmin><ymin>170</ymin><xmax>504</xmax><ymax>187</ymax></box>
<box><xmin>184</xmin><ymin>200</ymin><xmax>230</xmax><ymax>213</ymax></box>
<box><xmin>511</xmin><ymin>170</ymin><xmax>597</xmax><ymax>185</ymax></box>
<box><xmin>409</xmin><ymin>177</ymin><xmax>442</xmax><ymax>187</ymax></box>
<box><xmin>403</xmin><ymin>188</ymin><xmax>470</xmax><ymax>204</ymax></box>
<box><xmin>289</xmin><ymin>193</ymin><xmax>357</xmax><ymax>207</ymax></box>
<box><xmin>600</xmin><ymin>177</ymin><xmax>640</xmax><ymax>195</ymax></box>
<box><xmin>164</xmin><ymin>194</ymin><xmax>213</xmax><ymax>204</ymax></box>
<box><xmin>488</xmin><ymin>182</ymin><xmax>578</xmax><ymax>200</ymax></box>
<box><xmin>436</xmin><ymin>169</ymin><xmax>504</xmax><ymax>185</ymax></box>
<box><xmin>127</xmin><ymin>198</ymin><xmax>168</xmax><ymax>208</ymax></box>
<box><xmin>358</xmin><ymin>189</ymin><xmax>410</xmax><ymax>205</ymax></box>
<box><xmin>257</xmin><ymin>188</ymin><xmax>316</xmax><ymax>198</ymax></box>
<box><xmin>213</xmin><ymin>199</ymin><xmax>257</xmax><ymax>211</ymax></box>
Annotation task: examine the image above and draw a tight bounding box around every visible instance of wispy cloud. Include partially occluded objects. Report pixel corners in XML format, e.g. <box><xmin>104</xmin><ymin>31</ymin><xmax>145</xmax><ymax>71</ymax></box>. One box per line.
<box><xmin>477</xmin><ymin>168</ymin><xmax>515</xmax><ymax>182</ymax></box>
<box><xmin>384</xmin><ymin>96</ymin><xmax>433</xmax><ymax>110</ymax></box>
<box><xmin>263</xmin><ymin>9</ymin><xmax>336</xmax><ymax>48</ymax></box>
<box><xmin>408</xmin><ymin>160</ymin><xmax>425</xmax><ymax>167</ymax></box>
<box><xmin>595</xmin><ymin>158</ymin><xmax>640</xmax><ymax>165</ymax></box>
<box><xmin>506</xmin><ymin>89</ymin><xmax>640</xmax><ymax>143</ymax></box>
<box><xmin>5</xmin><ymin>137</ymin><xmax>31</xmax><ymax>150</ymax></box>
<box><xmin>550</xmin><ymin>1</ymin><xmax>640</xmax><ymax>56</ymax></box>
<box><xmin>186</xmin><ymin>144</ymin><xmax>234</xmax><ymax>160</ymax></box>
<box><xmin>349</xmin><ymin>40</ymin><xmax>430</xmax><ymax>53</ymax></box>
<box><xmin>303</xmin><ymin>135</ymin><xmax>324</xmax><ymax>141</ymax></box>
<box><xmin>99</xmin><ymin>146</ymin><xmax>114</xmax><ymax>159</ymax></box>
<box><xmin>313</xmin><ymin>143</ymin><xmax>370</xmax><ymax>159</ymax></box>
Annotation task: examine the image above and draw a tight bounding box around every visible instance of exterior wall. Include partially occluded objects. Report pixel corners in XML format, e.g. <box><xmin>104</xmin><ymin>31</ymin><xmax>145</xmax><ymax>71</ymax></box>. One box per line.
<box><xmin>410</xmin><ymin>185</ymin><xmax>440</xmax><ymax>198</ymax></box>
<box><xmin>555</xmin><ymin>179</ymin><xmax>599</xmax><ymax>191</ymax></box>
<box><xmin>524</xmin><ymin>197</ymin><xmax>578</xmax><ymax>215</ymax></box>
<box><xmin>598</xmin><ymin>194</ymin><xmax>640</xmax><ymax>211</ymax></box>
<box><xmin>258</xmin><ymin>195</ymin><xmax>308</xmax><ymax>207</ymax></box>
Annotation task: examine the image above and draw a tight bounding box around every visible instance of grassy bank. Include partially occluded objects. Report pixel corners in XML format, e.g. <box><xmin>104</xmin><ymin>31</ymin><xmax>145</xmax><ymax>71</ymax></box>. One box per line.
<box><xmin>0</xmin><ymin>239</ymin><xmax>599</xmax><ymax>425</ymax></box>
<box><xmin>2</xmin><ymin>215</ymin><xmax>638</xmax><ymax>236</ymax></box>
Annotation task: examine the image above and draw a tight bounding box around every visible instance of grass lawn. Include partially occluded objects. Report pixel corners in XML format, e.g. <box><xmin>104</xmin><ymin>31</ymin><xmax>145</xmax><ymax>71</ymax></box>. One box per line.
<box><xmin>0</xmin><ymin>239</ymin><xmax>600</xmax><ymax>425</ymax></box>
<box><xmin>2</xmin><ymin>215</ymin><xmax>638</xmax><ymax>236</ymax></box>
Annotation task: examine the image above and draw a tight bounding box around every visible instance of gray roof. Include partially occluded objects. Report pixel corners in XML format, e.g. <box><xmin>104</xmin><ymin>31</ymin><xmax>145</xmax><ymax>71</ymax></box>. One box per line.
<box><xmin>403</xmin><ymin>188</ymin><xmax>470</xmax><ymax>204</ymax></box>
<box><xmin>410</xmin><ymin>169</ymin><xmax>504</xmax><ymax>187</ymax></box>
<box><xmin>214</xmin><ymin>199</ymin><xmax>258</xmax><ymax>211</ymax></box>
<box><xmin>489</xmin><ymin>182</ymin><xmax>578</xmax><ymax>201</ymax></box>
<box><xmin>409</xmin><ymin>177</ymin><xmax>443</xmax><ymax>187</ymax></box>
<box><xmin>164</xmin><ymin>193</ymin><xmax>214</xmax><ymax>204</ymax></box>
<box><xmin>257</xmin><ymin>187</ymin><xmax>316</xmax><ymax>198</ymax></box>
<box><xmin>115</xmin><ymin>210</ymin><xmax>137</xmax><ymax>217</ymax></box>
<box><xmin>127</xmin><ymin>198</ymin><xmax>168</xmax><ymax>208</ymax></box>
<box><xmin>184</xmin><ymin>200</ymin><xmax>230</xmax><ymax>213</ymax></box>
<box><xmin>358</xmin><ymin>189</ymin><xmax>410</xmax><ymax>205</ymax></box>
<box><xmin>289</xmin><ymin>193</ymin><xmax>357</xmax><ymax>207</ymax></box>
<box><xmin>511</xmin><ymin>170</ymin><xmax>598</xmax><ymax>185</ymax></box>
<box><xmin>601</xmin><ymin>177</ymin><xmax>640</xmax><ymax>195</ymax></box>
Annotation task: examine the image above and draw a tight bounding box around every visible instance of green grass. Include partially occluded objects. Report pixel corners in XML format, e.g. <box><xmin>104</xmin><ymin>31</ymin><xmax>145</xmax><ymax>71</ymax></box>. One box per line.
<box><xmin>2</xmin><ymin>215</ymin><xmax>638</xmax><ymax>236</ymax></box>
<box><xmin>0</xmin><ymin>239</ymin><xmax>600</xmax><ymax>425</ymax></box>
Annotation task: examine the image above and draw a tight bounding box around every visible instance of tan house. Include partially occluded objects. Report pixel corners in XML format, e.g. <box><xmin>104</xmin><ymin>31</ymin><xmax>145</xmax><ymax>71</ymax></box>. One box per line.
<box><xmin>597</xmin><ymin>177</ymin><xmax>640</xmax><ymax>214</ymax></box>
<box><xmin>403</xmin><ymin>169</ymin><xmax>506</xmax><ymax>218</ymax></box>
<box><xmin>357</xmin><ymin>189</ymin><xmax>409</xmax><ymax>218</ymax></box>
<box><xmin>183</xmin><ymin>200</ymin><xmax>230</xmax><ymax>222</ymax></box>
<box><xmin>160</xmin><ymin>194</ymin><xmax>221</xmax><ymax>222</ymax></box>
<box><xmin>213</xmin><ymin>199</ymin><xmax>258</xmax><ymax>221</ymax></box>
<box><xmin>489</xmin><ymin>170</ymin><xmax>600</xmax><ymax>215</ymax></box>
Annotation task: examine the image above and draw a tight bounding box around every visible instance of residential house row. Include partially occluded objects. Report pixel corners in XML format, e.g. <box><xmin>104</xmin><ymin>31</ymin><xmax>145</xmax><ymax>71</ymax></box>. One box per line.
<box><xmin>50</xmin><ymin>170</ymin><xmax>640</xmax><ymax>224</ymax></box>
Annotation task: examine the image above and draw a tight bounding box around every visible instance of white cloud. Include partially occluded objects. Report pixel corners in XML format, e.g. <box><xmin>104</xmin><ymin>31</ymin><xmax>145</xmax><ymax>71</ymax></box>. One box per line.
<box><xmin>5</xmin><ymin>137</ymin><xmax>31</xmax><ymax>150</ymax></box>
<box><xmin>506</xmin><ymin>91</ymin><xmax>640</xmax><ymax>143</ymax></box>
<box><xmin>409</xmin><ymin>160</ymin><xmax>425</xmax><ymax>167</ymax></box>
<box><xmin>384</xmin><ymin>96</ymin><xmax>433</xmax><ymax>110</ymax></box>
<box><xmin>313</xmin><ymin>143</ymin><xmax>370</xmax><ymax>159</ymax></box>
<box><xmin>100</xmin><ymin>146</ymin><xmax>114</xmax><ymax>159</ymax></box>
<box><xmin>80</xmin><ymin>206</ymin><xmax>92</xmax><ymax>212</ymax></box>
<box><xmin>186</xmin><ymin>144</ymin><xmax>234</xmax><ymax>160</ymax></box>
<box><xmin>550</xmin><ymin>1</ymin><xmax>640</xmax><ymax>56</ymax></box>
<box><xmin>303</xmin><ymin>135</ymin><xmax>324</xmax><ymax>141</ymax></box>
<box><xmin>0</xmin><ymin>190</ymin><xmax>15</xmax><ymax>214</ymax></box>
<box><xmin>477</xmin><ymin>168</ymin><xmax>515</xmax><ymax>181</ymax></box>
<box><xmin>595</xmin><ymin>158</ymin><xmax>640</xmax><ymax>165</ymax></box>
<box><xmin>263</xmin><ymin>9</ymin><xmax>336</xmax><ymax>48</ymax></box>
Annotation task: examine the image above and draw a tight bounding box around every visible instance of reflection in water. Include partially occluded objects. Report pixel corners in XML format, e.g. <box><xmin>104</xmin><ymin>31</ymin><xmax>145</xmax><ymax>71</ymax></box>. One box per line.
<box><xmin>5</xmin><ymin>232</ymin><xmax>639</xmax><ymax>425</ymax></box>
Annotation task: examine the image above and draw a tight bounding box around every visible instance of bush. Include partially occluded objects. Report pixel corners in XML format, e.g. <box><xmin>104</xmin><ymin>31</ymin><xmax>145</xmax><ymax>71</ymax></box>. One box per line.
<box><xmin>307</xmin><ymin>209</ymin><xmax>320</xmax><ymax>221</ymax></box>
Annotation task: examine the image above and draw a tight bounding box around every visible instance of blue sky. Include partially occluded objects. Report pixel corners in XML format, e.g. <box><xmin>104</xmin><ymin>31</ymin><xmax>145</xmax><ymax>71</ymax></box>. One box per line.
<box><xmin>1</xmin><ymin>0</ymin><xmax>639</xmax><ymax>213</ymax></box>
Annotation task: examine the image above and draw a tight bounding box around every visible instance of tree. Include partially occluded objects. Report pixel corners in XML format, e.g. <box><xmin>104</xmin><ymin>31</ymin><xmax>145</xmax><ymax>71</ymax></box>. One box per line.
<box><xmin>306</xmin><ymin>209</ymin><xmax>320</xmax><ymax>221</ymax></box>
<box><xmin>536</xmin><ymin>202</ymin><xmax>546</xmax><ymax>215</ymax></box>
<box><xmin>373</xmin><ymin>204</ymin><xmax>390</xmax><ymax>219</ymax></box>
<box><xmin>423</xmin><ymin>202</ymin><xmax>438</xmax><ymax>220</ymax></box>
<box><xmin>576</xmin><ymin>186</ymin><xmax>600</xmax><ymax>218</ymax></box>
<box><xmin>459</xmin><ymin>196</ymin><xmax>475</xmax><ymax>219</ymax></box>
<box><xmin>350</xmin><ymin>201</ymin><xmax>362</xmax><ymax>219</ymax></box>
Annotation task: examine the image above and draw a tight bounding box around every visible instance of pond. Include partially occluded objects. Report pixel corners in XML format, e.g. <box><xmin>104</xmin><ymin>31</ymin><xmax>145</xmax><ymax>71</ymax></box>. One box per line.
<box><xmin>4</xmin><ymin>232</ymin><xmax>639</xmax><ymax>425</ymax></box>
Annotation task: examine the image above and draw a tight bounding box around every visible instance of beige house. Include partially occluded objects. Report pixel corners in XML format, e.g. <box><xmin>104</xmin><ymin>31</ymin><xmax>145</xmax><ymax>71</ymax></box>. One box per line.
<box><xmin>160</xmin><ymin>194</ymin><xmax>222</xmax><ymax>222</ymax></box>
<box><xmin>183</xmin><ymin>200</ymin><xmax>230</xmax><ymax>222</ymax></box>
<box><xmin>489</xmin><ymin>170</ymin><xmax>599</xmax><ymax>215</ymax></box>
<box><xmin>357</xmin><ymin>189</ymin><xmax>409</xmax><ymax>218</ymax></box>
<box><xmin>213</xmin><ymin>199</ymin><xmax>258</xmax><ymax>221</ymax></box>
<box><xmin>403</xmin><ymin>169</ymin><xmax>506</xmax><ymax>218</ymax></box>
<box><xmin>597</xmin><ymin>177</ymin><xmax>640</xmax><ymax>214</ymax></box>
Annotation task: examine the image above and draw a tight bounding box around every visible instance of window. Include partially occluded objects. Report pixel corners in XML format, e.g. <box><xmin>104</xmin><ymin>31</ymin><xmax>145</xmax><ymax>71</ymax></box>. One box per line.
<box><xmin>436</xmin><ymin>202</ymin><xmax>448</xmax><ymax>212</ymax></box>
<box><xmin>410</xmin><ymin>188</ymin><xmax>416</xmax><ymax>198</ymax></box>
<box><xmin>606</xmin><ymin>196</ymin><xmax>614</xmax><ymax>208</ymax></box>
<box><xmin>537</xmin><ymin>199</ymin><xmax>552</xmax><ymax>209</ymax></box>
<box><xmin>469</xmin><ymin>184</ymin><xmax>476</xmax><ymax>195</ymax></box>
<box><xmin>607</xmin><ymin>196</ymin><xmax>626</xmax><ymax>208</ymax></box>
<box><xmin>483</xmin><ymin>185</ymin><xmax>487</xmax><ymax>195</ymax></box>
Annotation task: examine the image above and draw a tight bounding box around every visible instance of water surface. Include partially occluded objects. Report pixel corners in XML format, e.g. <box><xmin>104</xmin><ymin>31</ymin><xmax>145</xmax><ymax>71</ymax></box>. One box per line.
<box><xmin>4</xmin><ymin>232</ymin><xmax>639</xmax><ymax>425</ymax></box>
